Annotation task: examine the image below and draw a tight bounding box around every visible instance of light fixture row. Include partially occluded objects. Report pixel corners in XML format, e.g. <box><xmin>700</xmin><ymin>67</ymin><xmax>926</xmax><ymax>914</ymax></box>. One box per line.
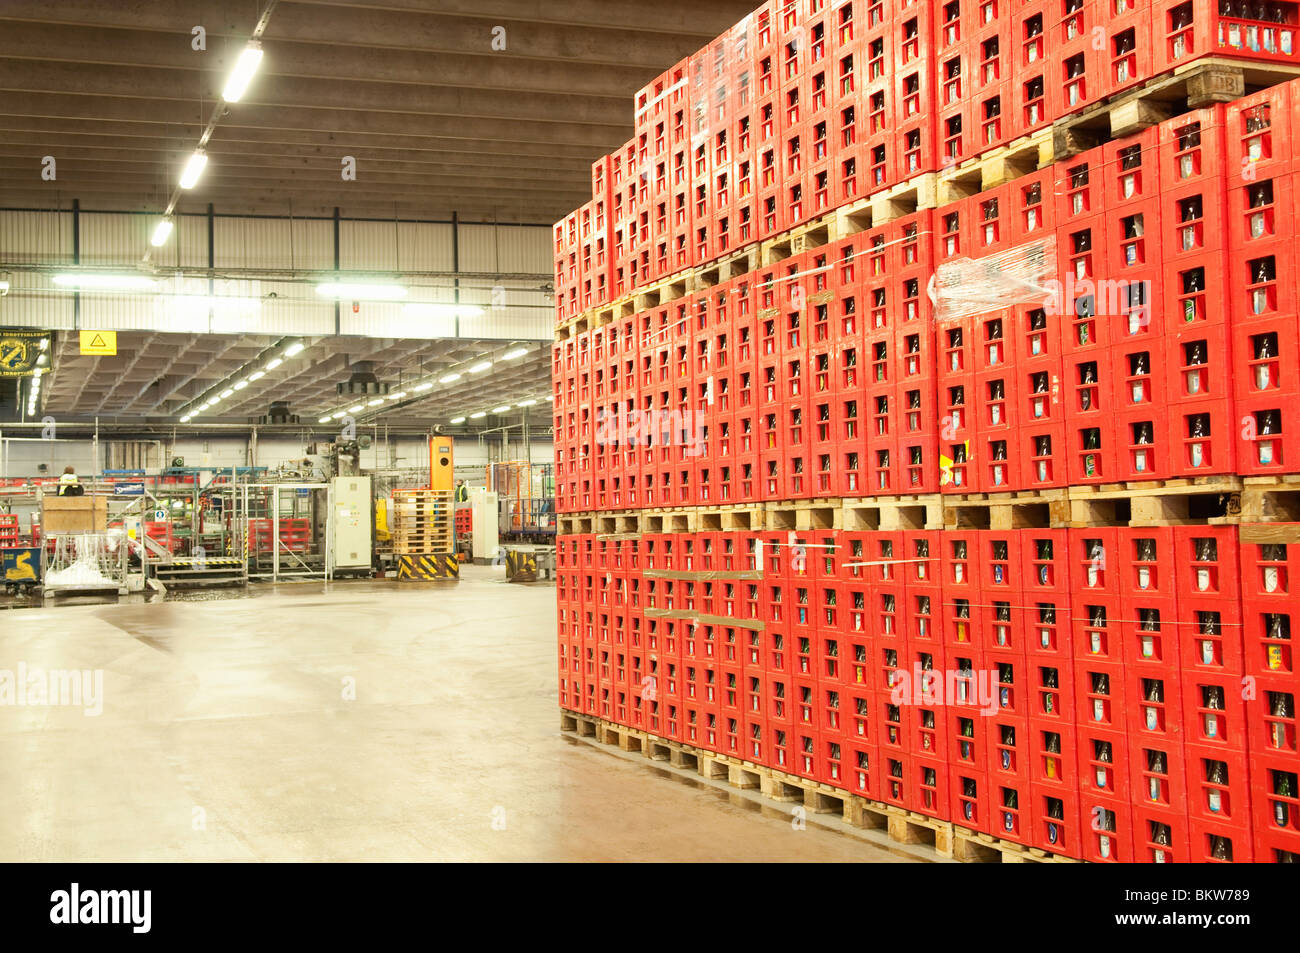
<box><xmin>50</xmin><ymin>274</ymin><xmax>487</xmax><ymax>317</ymax></box>
<box><xmin>178</xmin><ymin>340</ymin><xmax>304</xmax><ymax>423</ymax></box>
<box><xmin>24</xmin><ymin>336</ymin><xmax>51</xmax><ymax>417</ymax></box>
<box><xmin>313</xmin><ymin>345</ymin><xmax>536</xmax><ymax>425</ymax></box>
<box><xmin>151</xmin><ymin>40</ymin><xmax>264</xmax><ymax>247</ymax></box>
<box><xmin>446</xmin><ymin>395</ymin><xmax>552</xmax><ymax>426</ymax></box>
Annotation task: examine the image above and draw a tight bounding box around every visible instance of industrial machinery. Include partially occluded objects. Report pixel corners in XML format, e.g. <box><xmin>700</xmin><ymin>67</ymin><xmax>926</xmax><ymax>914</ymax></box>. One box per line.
<box><xmin>330</xmin><ymin>475</ymin><xmax>372</xmax><ymax>577</ymax></box>
<box><xmin>486</xmin><ymin>462</ymin><xmax>555</xmax><ymax>580</ymax></box>
<box><xmin>469</xmin><ymin>488</ymin><xmax>498</xmax><ymax>565</ymax></box>
<box><xmin>487</xmin><ymin>462</ymin><xmax>555</xmax><ymax>543</ymax></box>
<box><xmin>234</xmin><ymin>481</ymin><xmax>335</xmax><ymax>582</ymax></box>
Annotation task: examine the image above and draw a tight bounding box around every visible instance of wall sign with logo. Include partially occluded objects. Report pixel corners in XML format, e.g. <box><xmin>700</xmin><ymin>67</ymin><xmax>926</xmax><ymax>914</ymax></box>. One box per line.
<box><xmin>0</xmin><ymin>329</ymin><xmax>46</xmax><ymax>377</ymax></box>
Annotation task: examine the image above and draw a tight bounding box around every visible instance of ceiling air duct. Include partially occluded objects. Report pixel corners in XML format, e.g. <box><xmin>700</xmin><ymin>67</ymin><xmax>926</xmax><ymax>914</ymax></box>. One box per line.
<box><xmin>336</xmin><ymin>361</ymin><xmax>391</xmax><ymax>398</ymax></box>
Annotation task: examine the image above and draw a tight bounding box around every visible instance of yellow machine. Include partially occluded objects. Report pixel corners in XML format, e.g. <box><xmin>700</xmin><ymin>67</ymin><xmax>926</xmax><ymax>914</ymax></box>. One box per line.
<box><xmin>429</xmin><ymin>436</ymin><xmax>454</xmax><ymax>492</ymax></box>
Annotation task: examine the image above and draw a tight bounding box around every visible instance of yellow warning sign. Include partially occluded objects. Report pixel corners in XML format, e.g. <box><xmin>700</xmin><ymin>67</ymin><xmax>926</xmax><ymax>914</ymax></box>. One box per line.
<box><xmin>79</xmin><ymin>330</ymin><xmax>117</xmax><ymax>356</ymax></box>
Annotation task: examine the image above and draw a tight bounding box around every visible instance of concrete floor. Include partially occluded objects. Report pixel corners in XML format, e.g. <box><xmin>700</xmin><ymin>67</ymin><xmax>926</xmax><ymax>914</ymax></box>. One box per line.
<box><xmin>0</xmin><ymin>566</ymin><xmax>919</xmax><ymax>862</ymax></box>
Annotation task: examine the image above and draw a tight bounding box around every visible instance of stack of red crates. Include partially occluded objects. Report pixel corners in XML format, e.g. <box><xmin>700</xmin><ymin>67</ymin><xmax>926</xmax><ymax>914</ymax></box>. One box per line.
<box><xmin>558</xmin><ymin>524</ymin><xmax>1298</xmax><ymax>863</ymax></box>
<box><xmin>555</xmin><ymin>77</ymin><xmax>1300</xmax><ymax>512</ymax></box>
<box><xmin>143</xmin><ymin>521</ymin><xmax>175</xmax><ymax>555</ymax></box>
<box><xmin>553</xmin><ymin>3</ymin><xmax>1300</xmax><ymax>864</ymax></box>
<box><xmin>247</xmin><ymin>517</ymin><xmax>311</xmax><ymax>555</ymax></box>
<box><xmin>558</xmin><ymin>0</ymin><xmax>1300</xmax><ymax>321</ymax></box>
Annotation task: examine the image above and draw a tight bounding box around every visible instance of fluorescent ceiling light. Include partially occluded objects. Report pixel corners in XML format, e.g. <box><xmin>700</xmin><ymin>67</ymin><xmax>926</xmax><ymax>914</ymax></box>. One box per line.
<box><xmin>332</xmin><ymin>412</ymin><xmax>346</xmax><ymax>419</ymax></box>
<box><xmin>517</xmin><ymin>398</ymin><xmax>538</xmax><ymax>407</ymax></box>
<box><xmin>315</xmin><ymin>282</ymin><xmax>407</xmax><ymax>300</ymax></box>
<box><xmin>36</xmin><ymin>354</ymin><xmax>47</xmax><ymax>366</ymax></box>
<box><xmin>233</xmin><ymin>380</ymin><xmax>248</xmax><ymax>390</ymax></box>
<box><xmin>38</xmin><ymin>338</ymin><xmax>48</xmax><ymax>351</ymax></box>
<box><xmin>198</xmin><ymin>403</ymin><xmax>210</xmax><ymax>411</ymax></box>
<box><xmin>389</xmin><ymin>391</ymin><xmax>407</xmax><ymax>400</ymax></box>
<box><xmin>319</xmin><ymin>416</ymin><xmax>332</xmax><ymax>424</ymax></box>
<box><xmin>150</xmin><ymin>219</ymin><xmax>174</xmax><ymax>247</ymax></box>
<box><xmin>221</xmin><ymin>41</ymin><xmax>264</xmax><ymax>103</ymax></box>
<box><xmin>501</xmin><ymin>347</ymin><xmax>529</xmax><ymax>360</ymax></box>
<box><xmin>179</xmin><ymin>150</ymin><xmax>208</xmax><ymax>189</ymax></box>
<box><xmin>180</xmin><ymin>415</ymin><xmax>191</xmax><ymax>423</ymax></box>
<box><xmin>413</xmin><ymin>382</ymin><xmax>433</xmax><ymax>392</ymax></box>
<box><xmin>207</xmin><ymin>395</ymin><xmax>220</xmax><ymax>404</ymax></box>
<box><xmin>264</xmin><ymin>358</ymin><xmax>283</xmax><ymax>371</ymax></box>
<box><xmin>219</xmin><ymin>388</ymin><xmax>234</xmax><ymax>398</ymax></box>
<box><xmin>469</xmin><ymin>411</ymin><xmax>487</xmax><ymax>419</ymax></box>
<box><xmin>468</xmin><ymin>361</ymin><xmax>492</xmax><ymax>374</ymax></box>
<box><xmin>53</xmin><ymin>273</ymin><xmax>156</xmax><ymax>290</ymax></box>
<box><xmin>283</xmin><ymin>342</ymin><xmax>305</xmax><ymax>357</ymax></box>
<box><xmin>349</xmin><ymin>404</ymin><xmax>364</xmax><ymax>413</ymax></box>
<box><xmin>367</xmin><ymin>398</ymin><xmax>384</xmax><ymax>406</ymax></box>
<box><xmin>450</xmin><ymin>416</ymin><xmax>466</xmax><ymax>424</ymax></box>
<box><xmin>438</xmin><ymin>373</ymin><xmax>461</xmax><ymax>384</ymax></box>
<box><xmin>491</xmin><ymin>406</ymin><xmax>511</xmax><ymax>414</ymax></box>
<box><xmin>545</xmin><ymin>395</ymin><xmax>554</xmax><ymax>402</ymax></box>
<box><xmin>0</xmin><ymin>280</ymin><xmax>10</xmax><ymax>294</ymax></box>
<box><xmin>247</xmin><ymin>370</ymin><xmax>265</xmax><ymax>381</ymax></box>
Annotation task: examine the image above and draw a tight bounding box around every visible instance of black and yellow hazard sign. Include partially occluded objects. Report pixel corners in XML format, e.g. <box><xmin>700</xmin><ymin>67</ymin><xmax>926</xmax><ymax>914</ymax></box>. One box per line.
<box><xmin>396</xmin><ymin>553</ymin><xmax>459</xmax><ymax>581</ymax></box>
<box><xmin>0</xmin><ymin>330</ymin><xmax>45</xmax><ymax>377</ymax></box>
<box><xmin>79</xmin><ymin>330</ymin><xmax>116</xmax><ymax>355</ymax></box>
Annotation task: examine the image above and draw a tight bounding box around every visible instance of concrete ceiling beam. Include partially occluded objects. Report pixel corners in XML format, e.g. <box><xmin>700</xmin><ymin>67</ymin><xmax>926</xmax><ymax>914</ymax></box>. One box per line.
<box><xmin>0</xmin><ymin>136</ymin><xmax>600</xmax><ymax>175</ymax></box>
<box><xmin>0</xmin><ymin>117</ymin><xmax>610</xmax><ymax>160</ymax></box>
<box><xmin>0</xmin><ymin>159</ymin><xmax>591</xmax><ymax>194</ymax></box>
<box><xmin>0</xmin><ymin>59</ymin><xmax>632</xmax><ymax>128</ymax></box>
<box><xmin>0</xmin><ymin>92</ymin><xmax>627</xmax><ymax>148</ymax></box>
<box><xmin>0</xmin><ymin>21</ymin><xmax>660</xmax><ymax>98</ymax></box>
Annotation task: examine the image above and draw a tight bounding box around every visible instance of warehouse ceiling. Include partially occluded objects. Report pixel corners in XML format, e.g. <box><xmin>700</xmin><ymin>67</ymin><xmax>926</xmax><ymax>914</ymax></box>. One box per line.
<box><xmin>39</xmin><ymin>330</ymin><xmax>552</xmax><ymax>427</ymax></box>
<box><xmin>0</xmin><ymin>0</ymin><xmax>762</xmax><ymax>223</ymax></box>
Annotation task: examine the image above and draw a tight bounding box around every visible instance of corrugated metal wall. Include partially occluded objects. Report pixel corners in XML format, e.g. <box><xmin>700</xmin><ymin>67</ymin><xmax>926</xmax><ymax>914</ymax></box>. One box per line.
<box><xmin>0</xmin><ymin>210</ymin><xmax>552</xmax><ymax>340</ymax></box>
<box><xmin>0</xmin><ymin>210</ymin><xmax>73</xmax><ymax>263</ymax></box>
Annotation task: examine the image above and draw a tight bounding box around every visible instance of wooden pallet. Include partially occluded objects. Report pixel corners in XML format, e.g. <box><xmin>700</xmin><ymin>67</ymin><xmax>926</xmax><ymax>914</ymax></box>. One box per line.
<box><xmin>561</xmin><ymin>711</ymin><xmax>961</xmax><ymax>860</ymax></box>
<box><xmin>936</xmin><ymin>127</ymin><xmax>1054</xmax><ymax>206</ymax></box>
<box><xmin>942</xmin><ymin>488</ymin><xmax>1071</xmax><ymax>531</ymax></box>
<box><xmin>560</xmin><ymin>474</ymin><xmax>1300</xmax><ymax>536</ymax></box>
<box><xmin>691</xmin><ymin>243</ymin><xmax>762</xmax><ymax>290</ymax></box>
<box><xmin>1065</xmin><ymin>476</ymin><xmax>1242</xmax><ymax>527</ymax></box>
<box><xmin>1239</xmin><ymin>474</ymin><xmax>1300</xmax><ymax>525</ymax></box>
<box><xmin>1054</xmin><ymin>56</ymin><xmax>1300</xmax><ymax>160</ymax></box>
<box><xmin>762</xmin><ymin>499</ymin><xmax>843</xmax><ymax>532</ymax></box>
<box><xmin>951</xmin><ymin>825</ymin><xmax>1082</xmax><ymax>864</ymax></box>
<box><xmin>393</xmin><ymin>535</ymin><xmax>454</xmax><ymax>548</ymax></box>
<box><xmin>842</xmin><ymin>494</ymin><xmax>945</xmax><ymax>531</ymax></box>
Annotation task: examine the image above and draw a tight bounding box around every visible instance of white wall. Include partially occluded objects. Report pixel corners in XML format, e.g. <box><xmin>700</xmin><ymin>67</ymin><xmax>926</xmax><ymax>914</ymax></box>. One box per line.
<box><xmin>0</xmin><ymin>434</ymin><xmax>553</xmax><ymax>480</ymax></box>
<box><xmin>0</xmin><ymin>210</ymin><xmax>553</xmax><ymax>341</ymax></box>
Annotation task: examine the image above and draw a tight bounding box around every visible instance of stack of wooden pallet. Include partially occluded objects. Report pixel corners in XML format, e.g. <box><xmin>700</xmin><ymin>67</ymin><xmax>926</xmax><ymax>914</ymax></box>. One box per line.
<box><xmin>390</xmin><ymin>489</ymin><xmax>457</xmax><ymax>580</ymax></box>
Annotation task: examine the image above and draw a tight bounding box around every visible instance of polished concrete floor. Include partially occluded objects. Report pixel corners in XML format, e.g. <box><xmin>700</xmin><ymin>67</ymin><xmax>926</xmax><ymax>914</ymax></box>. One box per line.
<box><xmin>0</xmin><ymin>566</ymin><xmax>920</xmax><ymax>862</ymax></box>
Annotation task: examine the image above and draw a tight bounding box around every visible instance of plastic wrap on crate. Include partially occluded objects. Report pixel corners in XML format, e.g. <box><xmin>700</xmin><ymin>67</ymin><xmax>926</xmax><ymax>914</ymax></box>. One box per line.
<box><xmin>932</xmin><ymin>236</ymin><xmax>1058</xmax><ymax>325</ymax></box>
